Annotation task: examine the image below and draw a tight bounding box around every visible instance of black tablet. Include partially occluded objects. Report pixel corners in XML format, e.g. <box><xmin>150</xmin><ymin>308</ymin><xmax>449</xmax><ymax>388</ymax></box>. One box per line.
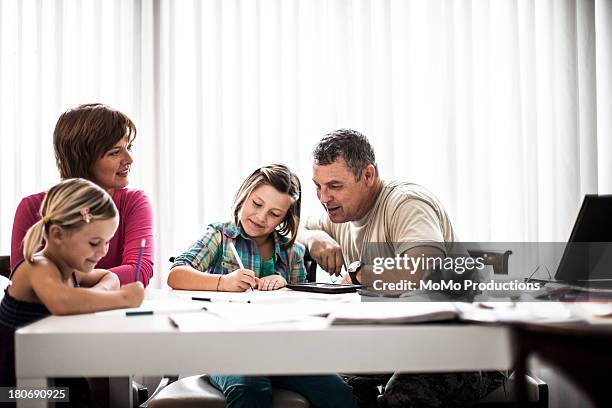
<box><xmin>287</xmin><ymin>282</ymin><xmax>364</xmax><ymax>294</ymax></box>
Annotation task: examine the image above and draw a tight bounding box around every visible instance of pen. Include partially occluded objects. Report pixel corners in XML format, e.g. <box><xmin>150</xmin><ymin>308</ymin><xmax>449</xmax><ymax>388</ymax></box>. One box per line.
<box><xmin>191</xmin><ymin>296</ymin><xmax>212</xmax><ymax>302</ymax></box>
<box><xmin>133</xmin><ymin>239</ymin><xmax>145</xmax><ymax>283</ymax></box>
<box><xmin>126</xmin><ymin>306</ymin><xmax>207</xmax><ymax>316</ymax></box>
<box><xmin>126</xmin><ymin>310</ymin><xmax>153</xmax><ymax>316</ymax></box>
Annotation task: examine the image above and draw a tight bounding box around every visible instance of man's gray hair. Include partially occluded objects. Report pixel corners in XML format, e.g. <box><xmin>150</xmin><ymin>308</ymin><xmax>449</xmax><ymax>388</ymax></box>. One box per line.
<box><xmin>312</xmin><ymin>129</ymin><xmax>378</xmax><ymax>180</ymax></box>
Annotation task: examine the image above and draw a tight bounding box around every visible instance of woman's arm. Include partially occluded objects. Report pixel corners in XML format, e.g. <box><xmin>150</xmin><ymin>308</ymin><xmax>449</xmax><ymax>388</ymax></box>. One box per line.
<box><xmin>30</xmin><ymin>263</ymin><xmax>144</xmax><ymax>315</ymax></box>
<box><xmin>107</xmin><ymin>190</ymin><xmax>155</xmax><ymax>286</ymax></box>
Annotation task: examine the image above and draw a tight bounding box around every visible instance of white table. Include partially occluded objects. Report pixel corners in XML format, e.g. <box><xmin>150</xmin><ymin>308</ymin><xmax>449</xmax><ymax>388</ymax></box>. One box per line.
<box><xmin>15</xmin><ymin>290</ymin><xmax>513</xmax><ymax>407</ymax></box>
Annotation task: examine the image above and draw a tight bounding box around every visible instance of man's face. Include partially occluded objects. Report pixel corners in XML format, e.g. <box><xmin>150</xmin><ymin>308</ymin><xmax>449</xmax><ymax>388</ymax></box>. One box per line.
<box><xmin>312</xmin><ymin>157</ymin><xmax>371</xmax><ymax>223</ymax></box>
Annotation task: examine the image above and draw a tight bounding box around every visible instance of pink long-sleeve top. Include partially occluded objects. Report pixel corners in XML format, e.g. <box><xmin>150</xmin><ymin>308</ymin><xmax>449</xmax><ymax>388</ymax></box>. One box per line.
<box><xmin>10</xmin><ymin>188</ymin><xmax>154</xmax><ymax>286</ymax></box>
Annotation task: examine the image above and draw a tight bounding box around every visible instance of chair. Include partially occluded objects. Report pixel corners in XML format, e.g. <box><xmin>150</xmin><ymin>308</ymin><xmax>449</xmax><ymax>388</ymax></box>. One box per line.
<box><xmin>303</xmin><ymin>251</ymin><xmax>317</xmax><ymax>283</ymax></box>
<box><xmin>467</xmin><ymin>249</ymin><xmax>513</xmax><ymax>275</ymax></box>
<box><xmin>0</xmin><ymin>255</ymin><xmax>11</xmax><ymax>278</ymax></box>
<box><xmin>147</xmin><ymin>375</ymin><xmax>310</xmax><ymax>408</ymax></box>
<box><xmin>0</xmin><ymin>256</ymin><xmax>11</xmax><ymax>300</ymax></box>
<box><xmin>476</xmin><ymin>373</ymin><xmax>548</xmax><ymax>407</ymax></box>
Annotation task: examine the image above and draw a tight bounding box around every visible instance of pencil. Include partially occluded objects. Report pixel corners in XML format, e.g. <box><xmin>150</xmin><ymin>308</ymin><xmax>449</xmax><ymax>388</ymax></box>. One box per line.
<box><xmin>228</xmin><ymin>241</ymin><xmax>254</xmax><ymax>291</ymax></box>
<box><xmin>133</xmin><ymin>239</ymin><xmax>145</xmax><ymax>283</ymax></box>
<box><xmin>228</xmin><ymin>241</ymin><xmax>244</xmax><ymax>269</ymax></box>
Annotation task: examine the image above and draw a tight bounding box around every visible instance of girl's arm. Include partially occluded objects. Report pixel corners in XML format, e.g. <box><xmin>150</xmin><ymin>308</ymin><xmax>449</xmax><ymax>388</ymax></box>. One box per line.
<box><xmin>75</xmin><ymin>269</ymin><xmax>120</xmax><ymax>290</ymax></box>
<box><xmin>167</xmin><ymin>265</ymin><xmax>222</xmax><ymax>290</ymax></box>
<box><xmin>30</xmin><ymin>263</ymin><xmax>143</xmax><ymax>315</ymax></box>
<box><xmin>167</xmin><ymin>227</ymin><xmax>222</xmax><ymax>289</ymax></box>
<box><xmin>168</xmin><ymin>265</ymin><xmax>258</xmax><ymax>291</ymax></box>
<box><xmin>167</xmin><ymin>228</ymin><xmax>258</xmax><ymax>291</ymax></box>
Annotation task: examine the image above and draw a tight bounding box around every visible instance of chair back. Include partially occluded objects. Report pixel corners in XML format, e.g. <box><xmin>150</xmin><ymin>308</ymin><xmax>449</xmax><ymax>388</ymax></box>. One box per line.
<box><xmin>0</xmin><ymin>255</ymin><xmax>10</xmax><ymax>279</ymax></box>
<box><xmin>303</xmin><ymin>250</ymin><xmax>317</xmax><ymax>283</ymax></box>
<box><xmin>467</xmin><ymin>249</ymin><xmax>512</xmax><ymax>275</ymax></box>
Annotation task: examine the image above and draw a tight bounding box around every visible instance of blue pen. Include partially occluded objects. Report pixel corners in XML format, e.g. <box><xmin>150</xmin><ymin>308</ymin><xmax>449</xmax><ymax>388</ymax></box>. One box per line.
<box><xmin>134</xmin><ymin>239</ymin><xmax>146</xmax><ymax>283</ymax></box>
<box><xmin>126</xmin><ymin>310</ymin><xmax>153</xmax><ymax>316</ymax></box>
<box><xmin>126</xmin><ymin>306</ymin><xmax>207</xmax><ymax>316</ymax></box>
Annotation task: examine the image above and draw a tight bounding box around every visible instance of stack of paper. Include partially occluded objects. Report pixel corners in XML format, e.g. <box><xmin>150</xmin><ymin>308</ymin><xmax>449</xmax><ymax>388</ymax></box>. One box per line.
<box><xmin>327</xmin><ymin>302</ymin><xmax>580</xmax><ymax>325</ymax></box>
<box><xmin>327</xmin><ymin>302</ymin><xmax>459</xmax><ymax>325</ymax></box>
<box><xmin>456</xmin><ymin>302</ymin><xmax>578</xmax><ymax>324</ymax></box>
<box><xmin>574</xmin><ymin>302</ymin><xmax>612</xmax><ymax>324</ymax></box>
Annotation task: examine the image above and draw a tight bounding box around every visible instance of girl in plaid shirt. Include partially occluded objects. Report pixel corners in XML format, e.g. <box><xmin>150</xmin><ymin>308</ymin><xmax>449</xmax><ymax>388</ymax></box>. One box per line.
<box><xmin>168</xmin><ymin>163</ymin><xmax>306</xmax><ymax>290</ymax></box>
<box><xmin>167</xmin><ymin>163</ymin><xmax>355</xmax><ymax>408</ymax></box>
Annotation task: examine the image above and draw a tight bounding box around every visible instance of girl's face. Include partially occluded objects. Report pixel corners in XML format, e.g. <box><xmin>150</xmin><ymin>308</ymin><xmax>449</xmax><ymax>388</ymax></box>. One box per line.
<box><xmin>240</xmin><ymin>184</ymin><xmax>293</xmax><ymax>239</ymax></box>
<box><xmin>90</xmin><ymin>134</ymin><xmax>134</xmax><ymax>195</ymax></box>
<box><xmin>52</xmin><ymin>216</ymin><xmax>119</xmax><ymax>273</ymax></box>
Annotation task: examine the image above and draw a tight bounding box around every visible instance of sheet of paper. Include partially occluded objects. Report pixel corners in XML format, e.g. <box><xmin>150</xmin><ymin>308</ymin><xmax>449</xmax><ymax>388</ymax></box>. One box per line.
<box><xmin>95</xmin><ymin>298</ymin><xmax>205</xmax><ymax>316</ymax></box>
<box><xmin>327</xmin><ymin>302</ymin><xmax>459</xmax><ymax>325</ymax></box>
<box><xmin>172</xmin><ymin>288</ymin><xmax>357</xmax><ymax>303</ymax></box>
<box><xmin>576</xmin><ymin>302</ymin><xmax>612</xmax><ymax>317</ymax></box>
<box><xmin>169</xmin><ymin>303</ymin><xmax>332</xmax><ymax>331</ymax></box>
<box><xmin>457</xmin><ymin>302</ymin><xmax>578</xmax><ymax>324</ymax></box>
<box><xmin>573</xmin><ymin>302</ymin><xmax>612</xmax><ymax>324</ymax></box>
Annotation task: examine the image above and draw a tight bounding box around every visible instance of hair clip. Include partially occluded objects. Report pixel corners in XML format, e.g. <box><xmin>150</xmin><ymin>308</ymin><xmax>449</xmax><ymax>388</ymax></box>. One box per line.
<box><xmin>42</xmin><ymin>215</ymin><xmax>50</xmax><ymax>224</ymax></box>
<box><xmin>80</xmin><ymin>208</ymin><xmax>92</xmax><ymax>223</ymax></box>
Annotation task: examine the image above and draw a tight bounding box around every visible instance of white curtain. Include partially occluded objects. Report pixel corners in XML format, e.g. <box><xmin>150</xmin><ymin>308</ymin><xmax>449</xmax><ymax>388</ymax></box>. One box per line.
<box><xmin>1</xmin><ymin>0</ymin><xmax>611</xmax><ymax>287</ymax></box>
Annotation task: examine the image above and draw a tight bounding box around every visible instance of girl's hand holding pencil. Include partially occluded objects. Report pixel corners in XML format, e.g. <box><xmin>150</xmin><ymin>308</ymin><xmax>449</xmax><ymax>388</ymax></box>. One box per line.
<box><xmin>218</xmin><ymin>269</ymin><xmax>259</xmax><ymax>292</ymax></box>
<box><xmin>120</xmin><ymin>282</ymin><xmax>145</xmax><ymax>307</ymax></box>
<box><xmin>220</xmin><ymin>241</ymin><xmax>259</xmax><ymax>292</ymax></box>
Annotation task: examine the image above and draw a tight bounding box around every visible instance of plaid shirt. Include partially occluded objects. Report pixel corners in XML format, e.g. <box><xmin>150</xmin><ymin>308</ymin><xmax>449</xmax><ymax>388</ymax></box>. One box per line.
<box><xmin>171</xmin><ymin>221</ymin><xmax>306</xmax><ymax>284</ymax></box>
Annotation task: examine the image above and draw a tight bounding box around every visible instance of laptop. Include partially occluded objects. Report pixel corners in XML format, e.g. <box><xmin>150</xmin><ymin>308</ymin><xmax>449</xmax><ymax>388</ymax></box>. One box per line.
<box><xmin>547</xmin><ymin>195</ymin><xmax>612</xmax><ymax>289</ymax></box>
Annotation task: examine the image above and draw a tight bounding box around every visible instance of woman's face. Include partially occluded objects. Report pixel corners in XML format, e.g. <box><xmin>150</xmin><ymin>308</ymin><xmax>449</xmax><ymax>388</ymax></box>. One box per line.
<box><xmin>90</xmin><ymin>135</ymin><xmax>133</xmax><ymax>195</ymax></box>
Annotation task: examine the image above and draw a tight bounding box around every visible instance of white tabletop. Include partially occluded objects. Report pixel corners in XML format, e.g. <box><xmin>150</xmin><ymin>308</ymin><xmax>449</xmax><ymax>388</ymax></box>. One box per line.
<box><xmin>15</xmin><ymin>289</ymin><xmax>513</xmax><ymax>407</ymax></box>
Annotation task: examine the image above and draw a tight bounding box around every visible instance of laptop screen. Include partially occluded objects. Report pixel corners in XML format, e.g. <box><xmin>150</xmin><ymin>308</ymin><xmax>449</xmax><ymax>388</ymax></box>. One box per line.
<box><xmin>555</xmin><ymin>195</ymin><xmax>612</xmax><ymax>283</ymax></box>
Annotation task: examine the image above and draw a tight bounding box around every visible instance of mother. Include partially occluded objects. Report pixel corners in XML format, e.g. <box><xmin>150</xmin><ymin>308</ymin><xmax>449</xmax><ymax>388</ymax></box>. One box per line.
<box><xmin>10</xmin><ymin>103</ymin><xmax>154</xmax><ymax>286</ymax></box>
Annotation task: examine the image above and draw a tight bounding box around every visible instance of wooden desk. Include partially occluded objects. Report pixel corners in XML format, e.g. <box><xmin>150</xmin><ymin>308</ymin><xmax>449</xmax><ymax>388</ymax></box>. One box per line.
<box><xmin>511</xmin><ymin>322</ymin><xmax>612</xmax><ymax>408</ymax></box>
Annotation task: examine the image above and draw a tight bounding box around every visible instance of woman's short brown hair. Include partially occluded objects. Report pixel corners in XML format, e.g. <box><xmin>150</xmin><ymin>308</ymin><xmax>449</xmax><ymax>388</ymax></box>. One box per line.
<box><xmin>232</xmin><ymin>164</ymin><xmax>302</xmax><ymax>248</ymax></box>
<box><xmin>53</xmin><ymin>103</ymin><xmax>137</xmax><ymax>180</ymax></box>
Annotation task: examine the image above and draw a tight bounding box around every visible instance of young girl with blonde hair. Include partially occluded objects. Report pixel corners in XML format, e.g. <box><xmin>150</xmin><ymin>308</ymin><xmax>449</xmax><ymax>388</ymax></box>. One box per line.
<box><xmin>0</xmin><ymin>178</ymin><xmax>144</xmax><ymax>404</ymax></box>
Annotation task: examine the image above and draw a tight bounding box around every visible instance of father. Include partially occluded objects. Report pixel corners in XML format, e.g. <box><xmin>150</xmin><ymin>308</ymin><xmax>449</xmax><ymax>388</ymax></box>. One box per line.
<box><xmin>299</xmin><ymin>129</ymin><xmax>501</xmax><ymax>408</ymax></box>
